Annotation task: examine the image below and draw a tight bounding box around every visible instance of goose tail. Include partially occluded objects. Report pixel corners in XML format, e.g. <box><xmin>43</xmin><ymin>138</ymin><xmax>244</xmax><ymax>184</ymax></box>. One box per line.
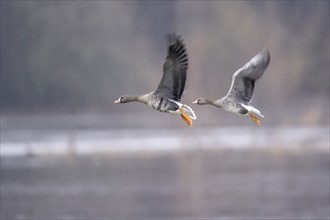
<box><xmin>181</xmin><ymin>104</ymin><xmax>197</xmax><ymax>120</ymax></box>
<box><xmin>241</xmin><ymin>104</ymin><xmax>264</xmax><ymax>118</ymax></box>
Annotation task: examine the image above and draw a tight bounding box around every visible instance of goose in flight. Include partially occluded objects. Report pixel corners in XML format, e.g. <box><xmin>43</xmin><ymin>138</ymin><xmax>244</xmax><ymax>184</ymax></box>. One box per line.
<box><xmin>114</xmin><ymin>34</ymin><xmax>196</xmax><ymax>126</ymax></box>
<box><xmin>192</xmin><ymin>49</ymin><xmax>270</xmax><ymax>125</ymax></box>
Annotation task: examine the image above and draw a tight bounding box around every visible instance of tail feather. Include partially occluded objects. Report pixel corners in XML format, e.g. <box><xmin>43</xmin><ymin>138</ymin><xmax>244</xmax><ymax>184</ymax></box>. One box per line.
<box><xmin>241</xmin><ymin>104</ymin><xmax>264</xmax><ymax>118</ymax></box>
<box><xmin>181</xmin><ymin>104</ymin><xmax>197</xmax><ymax>120</ymax></box>
<box><xmin>169</xmin><ymin>99</ymin><xmax>197</xmax><ymax>120</ymax></box>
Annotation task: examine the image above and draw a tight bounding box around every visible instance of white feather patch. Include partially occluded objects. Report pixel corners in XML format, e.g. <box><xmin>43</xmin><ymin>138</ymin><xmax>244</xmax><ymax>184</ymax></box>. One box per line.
<box><xmin>241</xmin><ymin>104</ymin><xmax>265</xmax><ymax>118</ymax></box>
<box><xmin>169</xmin><ymin>99</ymin><xmax>197</xmax><ymax>120</ymax></box>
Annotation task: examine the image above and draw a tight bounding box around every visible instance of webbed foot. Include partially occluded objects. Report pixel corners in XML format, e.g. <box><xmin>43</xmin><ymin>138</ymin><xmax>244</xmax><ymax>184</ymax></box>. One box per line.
<box><xmin>248</xmin><ymin>112</ymin><xmax>261</xmax><ymax>125</ymax></box>
<box><xmin>179</xmin><ymin>107</ymin><xmax>193</xmax><ymax>127</ymax></box>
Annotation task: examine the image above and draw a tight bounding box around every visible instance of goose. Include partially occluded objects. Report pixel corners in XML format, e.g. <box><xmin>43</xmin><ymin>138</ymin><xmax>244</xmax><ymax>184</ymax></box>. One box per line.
<box><xmin>114</xmin><ymin>34</ymin><xmax>196</xmax><ymax>126</ymax></box>
<box><xmin>192</xmin><ymin>49</ymin><xmax>270</xmax><ymax>125</ymax></box>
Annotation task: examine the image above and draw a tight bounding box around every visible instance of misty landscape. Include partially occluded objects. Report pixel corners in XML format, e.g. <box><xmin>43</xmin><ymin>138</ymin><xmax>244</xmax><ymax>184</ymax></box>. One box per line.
<box><xmin>1</xmin><ymin>1</ymin><xmax>329</xmax><ymax>219</ymax></box>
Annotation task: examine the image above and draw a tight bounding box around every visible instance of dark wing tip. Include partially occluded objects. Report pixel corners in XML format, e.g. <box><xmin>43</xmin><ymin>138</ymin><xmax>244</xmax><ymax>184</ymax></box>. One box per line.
<box><xmin>247</xmin><ymin>48</ymin><xmax>271</xmax><ymax>72</ymax></box>
<box><xmin>166</xmin><ymin>33</ymin><xmax>188</xmax><ymax>69</ymax></box>
<box><xmin>256</xmin><ymin>48</ymin><xmax>270</xmax><ymax>69</ymax></box>
<box><xmin>166</xmin><ymin>33</ymin><xmax>182</xmax><ymax>46</ymax></box>
<box><xmin>261</xmin><ymin>48</ymin><xmax>271</xmax><ymax>66</ymax></box>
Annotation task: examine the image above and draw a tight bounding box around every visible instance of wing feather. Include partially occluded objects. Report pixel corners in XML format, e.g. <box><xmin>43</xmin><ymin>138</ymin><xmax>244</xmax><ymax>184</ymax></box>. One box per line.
<box><xmin>226</xmin><ymin>49</ymin><xmax>270</xmax><ymax>103</ymax></box>
<box><xmin>155</xmin><ymin>34</ymin><xmax>188</xmax><ymax>101</ymax></box>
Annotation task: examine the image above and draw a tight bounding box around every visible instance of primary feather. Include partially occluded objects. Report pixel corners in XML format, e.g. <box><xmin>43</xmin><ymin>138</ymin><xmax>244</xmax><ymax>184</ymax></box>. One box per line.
<box><xmin>227</xmin><ymin>49</ymin><xmax>270</xmax><ymax>104</ymax></box>
<box><xmin>155</xmin><ymin>34</ymin><xmax>188</xmax><ymax>101</ymax></box>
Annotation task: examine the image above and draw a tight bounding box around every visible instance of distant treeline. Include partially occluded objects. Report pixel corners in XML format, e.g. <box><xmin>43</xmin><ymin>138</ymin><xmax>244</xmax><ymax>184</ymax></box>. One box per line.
<box><xmin>1</xmin><ymin>1</ymin><xmax>329</xmax><ymax>114</ymax></box>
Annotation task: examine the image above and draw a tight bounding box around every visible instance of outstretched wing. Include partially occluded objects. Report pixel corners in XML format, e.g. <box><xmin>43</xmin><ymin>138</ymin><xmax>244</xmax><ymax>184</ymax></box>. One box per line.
<box><xmin>226</xmin><ymin>49</ymin><xmax>270</xmax><ymax>103</ymax></box>
<box><xmin>155</xmin><ymin>34</ymin><xmax>188</xmax><ymax>101</ymax></box>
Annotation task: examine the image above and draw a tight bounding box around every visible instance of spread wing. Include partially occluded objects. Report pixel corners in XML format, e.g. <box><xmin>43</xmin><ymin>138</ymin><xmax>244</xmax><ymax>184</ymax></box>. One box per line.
<box><xmin>155</xmin><ymin>34</ymin><xmax>188</xmax><ymax>101</ymax></box>
<box><xmin>226</xmin><ymin>49</ymin><xmax>270</xmax><ymax>104</ymax></box>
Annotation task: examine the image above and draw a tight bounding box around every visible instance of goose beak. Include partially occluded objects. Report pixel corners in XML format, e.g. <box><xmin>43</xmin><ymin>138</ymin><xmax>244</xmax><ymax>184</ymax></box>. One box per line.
<box><xmin>192</xmin><ymin>100</ymin><xmax>198</xmax><ymax>104</ymax></box>
<box><xmin>114</xmin><ymin>98</ymin><xmax>120</xmax><ymax>104</ymax></box>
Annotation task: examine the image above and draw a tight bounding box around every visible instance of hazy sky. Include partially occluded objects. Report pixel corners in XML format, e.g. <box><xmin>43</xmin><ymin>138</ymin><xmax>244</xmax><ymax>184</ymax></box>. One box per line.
<box><xmin>1</xmin><ymin>1</ymin><xmax>329</xmax><ymax>125</ymax></box>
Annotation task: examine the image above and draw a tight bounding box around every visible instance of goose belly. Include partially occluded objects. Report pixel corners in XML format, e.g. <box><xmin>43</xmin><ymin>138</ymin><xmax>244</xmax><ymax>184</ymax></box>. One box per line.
<box><xmin>224</xmin><ymin>102</ymin><xmax>248</xmax><ymax>115</ymax></box>
<box><xmin>149</xmin><ymin>97</ymin><xmax>179</xmax><ymax>113</ymax></box>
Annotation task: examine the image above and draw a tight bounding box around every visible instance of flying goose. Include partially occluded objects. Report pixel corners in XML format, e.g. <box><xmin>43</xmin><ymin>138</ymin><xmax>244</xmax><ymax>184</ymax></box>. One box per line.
<box><xmin>192</xmin><ymin>49</ymin><xmax>270</xmax><ymax>125</ymax></box>
<box><xmin>114</xmin><ymin>34</ymin><xmax>196</xmax><ymax>126</ymax></box>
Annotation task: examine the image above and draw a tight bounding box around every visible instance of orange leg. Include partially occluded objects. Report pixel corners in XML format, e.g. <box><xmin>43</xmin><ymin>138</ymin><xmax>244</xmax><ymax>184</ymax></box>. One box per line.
<box><xmin>179</xmin><ymin>108</ymin><xmax>192</xmax><ymax>127</ymax></box>
<box><xmin>248</xmin><ymin>112</ymin><xmax>261</xmax><ymax>125</ymax></box>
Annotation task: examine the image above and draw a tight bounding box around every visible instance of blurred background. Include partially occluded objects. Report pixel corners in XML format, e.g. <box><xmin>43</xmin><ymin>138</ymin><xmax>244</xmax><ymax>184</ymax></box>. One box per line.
<box><xmin>1</xmin><ymin>1</ymin><xmax>329</xmax><ymax>219</ymax></box>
